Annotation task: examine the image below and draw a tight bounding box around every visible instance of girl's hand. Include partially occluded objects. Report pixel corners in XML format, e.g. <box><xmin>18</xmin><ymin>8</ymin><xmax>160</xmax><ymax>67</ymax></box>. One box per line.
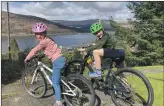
<box><xmin>24</xmin><ymin>59</ymin><xmax>29</xmax><ymax>63</ymax></box>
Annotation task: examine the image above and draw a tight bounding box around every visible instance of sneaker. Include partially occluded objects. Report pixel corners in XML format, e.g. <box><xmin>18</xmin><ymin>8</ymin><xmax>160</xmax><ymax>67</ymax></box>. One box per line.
<box><xmin>54</xmin><ymin>103</ymin><xmax>63</xmax><ymax>106</ymax></box>
<box><xmin>88</xmin><ymin>71</ymin><xmax>101</xmax><ymax>78</ymax></box>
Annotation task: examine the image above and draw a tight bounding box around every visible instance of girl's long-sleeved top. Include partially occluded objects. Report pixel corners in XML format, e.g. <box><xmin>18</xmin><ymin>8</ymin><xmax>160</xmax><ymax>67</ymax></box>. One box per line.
<box><xmin>25</xmin><ymin>37</ymin><xmax>62</xmax><ymax>62</ymax></box>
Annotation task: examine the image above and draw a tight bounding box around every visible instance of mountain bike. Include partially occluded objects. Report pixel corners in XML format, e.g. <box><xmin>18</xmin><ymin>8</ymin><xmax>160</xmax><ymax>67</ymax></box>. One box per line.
<box><xmin>22</xmin><ymin>55</ymin><xmax>95</xmax><ymax>106</ymax></box>
<box><xmin>67</xmin><ymin>52</ymin><xmax>154</xmax><ymax>106</ymax></box>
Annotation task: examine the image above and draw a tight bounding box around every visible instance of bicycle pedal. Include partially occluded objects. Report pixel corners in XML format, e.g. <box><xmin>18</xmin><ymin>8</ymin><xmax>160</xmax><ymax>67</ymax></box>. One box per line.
<box><xmin>29</xmin><ymin>88</ymin><xmax>35</xmax><ymax>94</ymax></box>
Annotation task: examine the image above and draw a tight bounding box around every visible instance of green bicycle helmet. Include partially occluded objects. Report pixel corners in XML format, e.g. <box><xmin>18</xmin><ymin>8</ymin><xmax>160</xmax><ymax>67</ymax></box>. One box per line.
<box><xmin>90</xmin><ymin>22</ymin><xmax>103</xmax><ymax>34</ymax></box>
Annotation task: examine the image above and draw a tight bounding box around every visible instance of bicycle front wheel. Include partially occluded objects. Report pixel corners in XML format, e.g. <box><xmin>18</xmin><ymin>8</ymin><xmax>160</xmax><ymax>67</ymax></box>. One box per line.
<box><xmin>63</xmin><ymin>74</ymin><xmax>95</xmax><ymax>106</ymax></box>
<box><xmin>22</xmin><ymin>69</ymin><xmax>47</xmax><ymax>98</ymax></box>
<box><xmin>110</xmin><ymin>68</ymin><xmax>154</xmax><ymax>106</ymax></box>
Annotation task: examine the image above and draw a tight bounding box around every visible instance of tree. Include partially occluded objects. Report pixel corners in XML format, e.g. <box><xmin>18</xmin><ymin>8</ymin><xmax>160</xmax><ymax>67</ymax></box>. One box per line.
<box><xmin>109</xmin><ymin>18</ymin><xmax>140</xmax><ymax>66</ymax></box>
<box><xmin>127</xmin><ymin>1</ymin><xmax>164</xmax><ymax>65</ymax></box>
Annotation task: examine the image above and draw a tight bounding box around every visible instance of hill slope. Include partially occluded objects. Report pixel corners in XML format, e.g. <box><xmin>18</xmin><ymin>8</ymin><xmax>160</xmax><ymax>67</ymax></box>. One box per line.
<box><xmin>52</xmin><ymin>19</ymin><xmax>132</xmax><ymax>32</ymax></box>
<box><xmin>52</xmin><ymin>19</ymin><xmax>113</xmax><ymax>32</ymax></box>
<box><xmin>1</xmin><ymin>11</ymin><xmax>80</xmax><ymax>36</ymax></box>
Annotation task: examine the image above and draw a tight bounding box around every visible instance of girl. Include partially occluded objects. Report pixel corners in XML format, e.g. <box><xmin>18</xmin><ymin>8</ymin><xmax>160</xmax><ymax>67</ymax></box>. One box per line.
<box><xmin>24</xmin><ymin>22</ymin><xmax>65</xmax><ymax>106</ymax></box>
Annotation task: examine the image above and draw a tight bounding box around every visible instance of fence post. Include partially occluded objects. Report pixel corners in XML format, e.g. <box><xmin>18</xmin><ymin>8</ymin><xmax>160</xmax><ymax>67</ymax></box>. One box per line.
<box><xmin>7</xmin><ymin>2</ymin><xmax>11</xmax><ymax>60</ymax></box>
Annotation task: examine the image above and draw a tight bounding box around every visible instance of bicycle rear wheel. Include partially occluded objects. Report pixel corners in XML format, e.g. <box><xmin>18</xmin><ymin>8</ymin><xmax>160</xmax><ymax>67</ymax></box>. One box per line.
<box><xmin>63</xmin><ymin>74</ymin><xmax>95</xmax><ymax>106</ymax></box>
<box><xmin>110</xmin><ymin>68</ymin><xmax>154</xmax><ymax>106</ymax></box>
<box><xmin>22</xmin><ymin>69</ymin><xmax>47</xmax><ymax>98</ymax></box>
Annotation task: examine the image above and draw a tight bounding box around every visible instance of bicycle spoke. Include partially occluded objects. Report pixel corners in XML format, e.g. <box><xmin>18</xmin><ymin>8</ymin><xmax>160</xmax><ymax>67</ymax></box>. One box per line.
<box><xmin>63</xmin><ymin>74</ymin><xmax>95</xmax><ymax>106</ymax></box>
<box><xmin>126</xmin><ymin>74</ymin><xmax>148</xmax><ymax>104</ymax></box>
<box><xmin>23</xmin><ymin>70</ymin><xmax>46</xmax><ymax>98</ymax></box>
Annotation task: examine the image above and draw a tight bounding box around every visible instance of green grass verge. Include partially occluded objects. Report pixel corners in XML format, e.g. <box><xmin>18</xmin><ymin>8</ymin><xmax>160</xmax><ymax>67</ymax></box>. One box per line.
<box><xmin>128</xmin><ymin>72</ymin><xmax>164</xmax><ymax>106</ymax></box>
<box><xmin>145</xmin><ymin>72</ymin><xmax>164</xmax><ymax>106</ymax></box>
<box><xmin>133</xmin><ymin>65</ymin><xmax>163</xmax><ymax>71</ymax></box>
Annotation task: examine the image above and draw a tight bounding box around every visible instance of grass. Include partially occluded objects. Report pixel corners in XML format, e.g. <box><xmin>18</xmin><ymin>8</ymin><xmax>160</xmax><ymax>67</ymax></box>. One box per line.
<box><xmin>125</xmin><ymin>72</ymin><xmax>164</xmax><ymax>106</ymax></box>
<box><xmin>132</xmin><ymin>65</ymin><xmax>163</xmax><ymax>106</ymax></box>
<box><xmin>133</xmin><ymin>65</ymin><xmax>163</xmax><ymax>71</ymax></box>
<box><xmin>145</xmin><ymin>72</ymin><xmax>164</xmax><ymax>106</ymax></box>
<box><xmin>127</xmin><ymin>65</ymin><xmax>163</xmax><ymax>106</ymax></box>
<box><xmin>120</xmin><ymin>66</ymin><xmax>163</xmax><ymax>106</ymax></box>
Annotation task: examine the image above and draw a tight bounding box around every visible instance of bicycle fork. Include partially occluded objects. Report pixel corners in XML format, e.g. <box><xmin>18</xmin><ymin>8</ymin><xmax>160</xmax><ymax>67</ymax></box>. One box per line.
<box><xmin>31</xmin><ymin>68</ymin><xmax>38</xmax><ymax>85</ymax></box>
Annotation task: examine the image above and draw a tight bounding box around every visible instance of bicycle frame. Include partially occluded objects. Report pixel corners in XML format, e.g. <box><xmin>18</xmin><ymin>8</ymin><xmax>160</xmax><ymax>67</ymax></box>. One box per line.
<box><xmin>79</xmin><ymin>52</ymin><xmax>129</xmax><ymax>93</ymax></box>
<box><xmin>104</xmin><ymin>69</ymin><xmax>129</xmax><ymax>93</ymax></box>
<box><xmin>31</xmin><ymin>61</ymin><xmax>79</xmax><ymax>97</ymax></box>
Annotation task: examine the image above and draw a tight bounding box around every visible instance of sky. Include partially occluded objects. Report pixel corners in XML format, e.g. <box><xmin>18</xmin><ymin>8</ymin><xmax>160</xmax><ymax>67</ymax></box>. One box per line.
<box><xmin>1</xmin><ymin>1</ymin><xmax>134</xmax><ymax>21</ymax></box>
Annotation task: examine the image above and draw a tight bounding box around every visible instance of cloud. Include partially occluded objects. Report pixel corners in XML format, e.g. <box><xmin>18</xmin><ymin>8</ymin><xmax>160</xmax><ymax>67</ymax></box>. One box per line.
<box><xmin>1</xmin><ymin>1</ymin><xmax>134</xmax><ymax>21</ymax></box>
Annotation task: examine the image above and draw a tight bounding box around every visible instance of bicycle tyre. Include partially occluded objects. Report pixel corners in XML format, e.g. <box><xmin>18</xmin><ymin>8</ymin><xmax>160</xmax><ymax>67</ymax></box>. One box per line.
<box><xmin>63</xmin><ymin>74</ymin><xmax>95</xmax><ymax>106</ymax></box>
<box><xmin>110</xmin><ymin>68</ymin><xmax>154</xmax><ymax>106</ymax></box>
<box><xmin>22</xmin><ymin>69</ymin><xmax>47</xmax><ymax>98</ymax></box>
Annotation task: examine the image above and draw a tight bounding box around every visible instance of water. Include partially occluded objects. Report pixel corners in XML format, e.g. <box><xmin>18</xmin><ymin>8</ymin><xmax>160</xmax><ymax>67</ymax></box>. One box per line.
<box><xmin>2</xmin><ymin>33</ymin><xmax>96</xmax><ymax>53</ymax></box>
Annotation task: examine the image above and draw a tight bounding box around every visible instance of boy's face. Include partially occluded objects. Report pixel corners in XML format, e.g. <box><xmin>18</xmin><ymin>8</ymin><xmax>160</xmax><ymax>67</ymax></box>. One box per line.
<box><xmin>95</xmin><ymin>30</ymin><xmax>103</xmax><ymax>39</ymax></box>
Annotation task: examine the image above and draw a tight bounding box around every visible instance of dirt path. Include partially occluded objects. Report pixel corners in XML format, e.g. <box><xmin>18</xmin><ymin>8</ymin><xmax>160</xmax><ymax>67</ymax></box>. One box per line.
<box><xmin>2</xmin><ymin>69</ymin><xmax>163</xmax><ymax>106</ymax></box>
<box><xmin>1</xmin><ymin>79</ymin><xmax>114</xmax><ymax>106</ymax></box>
<box><xmin>2</xmin><ymin>80</ymin><xmax>58</xmax><ymax>106</ymax></box>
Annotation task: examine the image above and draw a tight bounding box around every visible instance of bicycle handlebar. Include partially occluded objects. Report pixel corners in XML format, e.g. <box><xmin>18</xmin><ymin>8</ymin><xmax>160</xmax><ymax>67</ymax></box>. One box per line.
<box><xmin>26</xmin><ymin>54</ymin><xmax>45</xmax><ymax>63</ymax></box>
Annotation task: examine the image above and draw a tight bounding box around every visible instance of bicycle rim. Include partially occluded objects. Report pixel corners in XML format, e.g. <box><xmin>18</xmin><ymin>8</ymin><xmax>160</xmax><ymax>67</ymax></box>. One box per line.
<box><xmin>110</xmin><ymin>68</ymin><xmax>154</xmax><ymax>106</ymax></box>
<box><xmin>63</xmin><ymin>74</ymin><xmax>95</xmax><ymax>106</ymax></box>
<box><xmin>22</xmin><ymin>69</ymin><xmax>47</xmax><ymax>98</ymax></box>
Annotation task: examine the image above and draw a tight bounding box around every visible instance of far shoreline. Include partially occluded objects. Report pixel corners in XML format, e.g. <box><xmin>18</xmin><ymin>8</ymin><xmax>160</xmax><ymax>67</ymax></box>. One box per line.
<box><xmin>1</xmin><ymin>32</ymin><xmax>89</xmax><ymax>37</ymax></box>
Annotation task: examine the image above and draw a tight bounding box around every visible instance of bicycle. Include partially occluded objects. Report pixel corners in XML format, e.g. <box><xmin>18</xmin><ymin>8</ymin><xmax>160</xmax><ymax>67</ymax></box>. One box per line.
<box><xmin>67</xmin><ymin>52</ymin><xmax>154</xmax><ymax>106</ymax></box>
<box><xmin>22</xmin><ymin>54</ymin><xmax>95</xmax><ymax>106</ymax></box>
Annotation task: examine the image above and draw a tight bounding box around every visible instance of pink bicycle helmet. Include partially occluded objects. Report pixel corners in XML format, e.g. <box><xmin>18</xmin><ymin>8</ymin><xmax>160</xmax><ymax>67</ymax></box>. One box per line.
<box><xmin>32</xmin><ymin>22</ymin><xmax>48</xmax><ymax>33</ymax></box>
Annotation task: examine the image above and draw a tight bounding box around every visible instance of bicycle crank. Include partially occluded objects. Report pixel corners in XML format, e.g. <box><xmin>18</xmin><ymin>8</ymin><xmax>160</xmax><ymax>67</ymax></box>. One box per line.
<box><xmin>73</xmin><ymin>87</ymin><xmax>82</xmax><ymax>98</ymax></box>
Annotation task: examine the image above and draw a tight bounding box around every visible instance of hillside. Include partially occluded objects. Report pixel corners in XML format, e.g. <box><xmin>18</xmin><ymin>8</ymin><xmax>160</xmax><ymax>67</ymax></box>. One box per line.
<box><xmin>1</xmin><ymin>11</ymin><xmax>82</xmax><ymax>36</ymax></box>
<box><xmin>52</xmin><ymin>19</ymin><xmax>113</xmax><ymax>32</ymax></box>
<box><xmin>52</xmin><ymin>19</ymin><xmax>98</xmax><ymax>27</ymax></box>
<box><xmin>52</xmin><ymin>19</ymin><xmax>132</xmax><ymax>32</ymax></box>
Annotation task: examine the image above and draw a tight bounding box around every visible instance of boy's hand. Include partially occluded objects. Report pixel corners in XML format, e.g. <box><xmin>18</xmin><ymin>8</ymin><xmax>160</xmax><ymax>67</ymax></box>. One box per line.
<box><xmin>77</xmin><ymin>48</ymin><xmax>86</xmax><ymax>52</ymax></box>
<box><xmin>77</xmin><ymin>48</ymin><xmax>87</xmax><ymax>57</ymax></box>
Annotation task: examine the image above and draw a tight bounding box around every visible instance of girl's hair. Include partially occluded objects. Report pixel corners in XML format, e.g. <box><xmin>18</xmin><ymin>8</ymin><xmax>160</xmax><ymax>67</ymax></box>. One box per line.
<box><xmin>42</xmin><ymin>31</ymin><xmax>47</xmax><ymax>36</ymax></box>
<box><xmin>35</xmin><ymin>31</ymin><xmax>47</xmax><ymax>37</ymax></box>
<box><xmin>47</xmin><ymin>36</ymin><xmax>56</xmax><ymax>42</ymax></box>
<box><xmin>35</xmin><ymin>31</ymin><xmax>56</xmax><ymax>42</ymax></box>
<box><xmin>42</xmin><ymin>32</ymin><xmax>56</xmax><ymax>42</ymax></box>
